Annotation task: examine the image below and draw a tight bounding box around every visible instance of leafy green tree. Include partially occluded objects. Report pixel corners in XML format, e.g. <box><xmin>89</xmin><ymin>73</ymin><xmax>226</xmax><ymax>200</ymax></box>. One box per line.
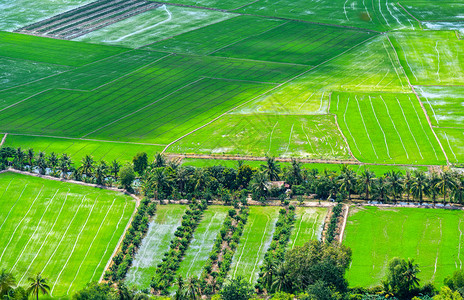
<box><xmin>236</xmin><ymin>165</ymin><xmax>254</xmax><ymax>188</ymax></box>
<box><xmin>0</xmin><ymin>269</ymin><xmax>16</xmax><ymax>298</ymax></box>
<box><xmin>445</xmin><ymin>269</ymin><xmax>464</xmax><ymax>296</ymax></box>
<box><xmin>73</xmin><ymin>282</ymin><xmax>114</xmax><ymax>300</ymax></box>
<box><xmin>154</xmin><ymin>153</ymin><xmax>166</xmax><ymax>168</ymax></box>
<box><xmin>385</xmin><ymin>257</ymin><xmax>420</xmax><ymax>299</ymax></box>
<box><xmin>250</xmin><ymin>171</ymin><xmax>268</xmax><ymax>200</ymax></box>
<box><xmin>220</xmin><ymin>277</ymin><xmax>254</xmax><ymax>300</ymax></box>
<box><xmin>261</xmin><ymin>157</ymin><xmax>280</xmax><ymax>181</ymax></box>
<box><xmin>26</xmin><ymin>273</ymin><xmax>50</xmax><ymax>300</ymax></box>
<box><xmin>433</xmin><ymin>286</ymin><xmax>463</xmax><ymax>300</ymax></box>
<box><xmin>133</xmin><ymin>152</ymin><xmax>148</xmax><ymax>175</ymax></box>
<box><xmin>119</xmin><ymin>165</ymin><xmax>135</xmax><ymax>191</ymax></box>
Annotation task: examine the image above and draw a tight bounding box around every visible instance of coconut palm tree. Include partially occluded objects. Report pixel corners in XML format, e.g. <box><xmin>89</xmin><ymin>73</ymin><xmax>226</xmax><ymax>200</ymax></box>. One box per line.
<box><xmin>48</xmin><ymin>152</ymin><xmax>58</xmax><ymax>171</ymax></box>
<box><xmin>403</xmin><ymin>171</ymin><xmax>413</xmax><ymax>202</ymax></box>
<box><xmin>14</xmin><ymin>147</ymin><xmax>25</xmax><ymax>170</ymax></box>
<box><xmin>385</xmin><ymin>170</ymin><xmax>403</xmax><ymax>202</ymax></box>
<box><xmin>26</xmin><ymin>273</ymin><xmax>50</xmax><ymax>300</ymax></box>
<box><xmin>81</xmin><ymin>155</ymin><xmax>94</xmax><ymax>178</ymax></box>
<box><xmin>154</xmin><ymin>153</ymin><xmax>166</xmax><ymax>168</ymax></box>
<box><xmin>435</xmin><ymin>170</ymin><xmax>456</xmax><ymax>204</ymax></box>
<box><xmin>338</xmin><ymin>165</ymin><xmax>356</xmax><ymax>200</ymax></box>
<box><xmin>185</xmin><ymin>276</ymin><xmax>199</xmax><ymax>300</ymax></box>
<box><xmin>250</xmin><ymin>171</ymin><xmax>268</xmax><ymax>199</ymax></box>
<box><xmin>36</xmin><ymin>152</ymin><xmax>47</xmax><ymax>175</ymax></box>
<box><xmin>58</xmin><ymin>154</ymin><xmax>71</xmax><ymax>178</ymax></box>
<box><xmin>411</xmin><ymin>171</ymin><xmax>428</xmax><ymax>203</ymax></box>
<box><xmin>453</xmin><ymin>174</ymin><xmax>464</xmax><ymax>204</ymax></box>
<box><xmin>428</xmin><ymin>172</ymin><xmax>440</xmax><ymax>204</ymax></box>
<box><xmin>0</xmin><ymin>269</ymin><xmax>16</xmax><ymax>298</ymax></box>
<box><xmin>261</xmin><ymin>157</ymin><xmax>280</xmax><ymax>181</ymax></box>
<box><xmin>261</xmin><ymin>256</ymin><xmax>277</xmax><ymax>292</ymax></box>
<box><xmin>402</xmin><ymin>258</ymin><xmax>421</xmax><ymax>291</ymax></box>
<box><xmin>358</xmin><ymin>169</ymin><xmax>375</xmax><ymax>201</ymax></box>
<box><xmin>94</xmin><ymin>162</ymin><xmax>107</xmax><ymax>186</ymax></box>
<box><xmin>286</xmin><ymin>158</ymin><xmax>303</xmax><ymax>185</ymax></box>
<box><xmin>110</xmin><ymin>160</ymin><xmax>120</xmax><ymax>180</ymax></box>
<box><xmin>174</xmin><ymin>276</ymin><xmax>185</xmax><ymax>300</ymax></box>
<box><xmin>27</xmin><ymin>148</ymin><xmax>34</xmax><ymax>167</ymax></box>
<box><xmin>373</xmin><ymin>176</ymin><xmax>389</xmax><ymax>202</ymax></box>
<box><xmin>271</xmin><ymin>263</ymin><xmax>291</xmax><ymax>293</ymax></box>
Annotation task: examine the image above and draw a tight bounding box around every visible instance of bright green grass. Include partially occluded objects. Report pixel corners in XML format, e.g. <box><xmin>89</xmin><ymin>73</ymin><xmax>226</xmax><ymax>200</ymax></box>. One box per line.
<box><xmin>177</xmin><ymin>206</ymin><xmax>230</xmax><ymax>279</ymax></box>
<box><xmin>147</xmin><ymin>0</ymin><xmax>251</xmax><ymax>10</ymax></box>
<box><xmin>345</xmin><ymin>206</ymin><xmax>464</xmax><ymax>287</ymax></box>
<box><xmin>391</xmin><ymin>31</ymin><xmax>464</xmax><ymax>85</ymax></box>
<box><xmin>181</xmin><ymin>158</ymin><xmax>264</xmax><ymax>168</ymax></box>
<box><xmin>229</xmin><ymin>206</ymin><xmax>280</xmax><ymax>284</ymax></box>
<box><xmin>288</xmin><ymin>207</ymin><xmax>328</xmax><ymax>248</ymax></box>
<box><xmin>3</xmin><ymin>135</ymin><xmax>165</xmax><ymax>165</ymax></box>
<box><xmin>401</xmin><ymin>2</ymin><xmax>464</xmax><ymax>21</ymax></box>
<box><xmin>0</xmin><ymin>32</ymin><xmax>128</xmax><ymax>67</ymax></box>
<box><xmin>171</xmin><ymin>114</ymin><xmax>350</xmax><ymax>159</ymax></box>
<box><xmin>416</xmin><ymin>86</ymin><xmax>464</xmax><ymax>128</ymax></box>
<box><xmin>125</xmin><ymin>204</ymin><xmax>187</xmax><ymax>290</ymax></box>
<box><xmin>0</xmin><ymin>57</ymin><xmax>70</xmax><ymax>89</ymax></box>
<box><xmin>435</xmin><ymin>128</ymin><xmax>464</xmax><ymax>164</ymax></box>
<box><xmin>0</xmin><ymin>0</ymin><xmax>92</xmax><ymax>31</ymax></box>
<box><xmin>331</xmin><ymin>92</ymin><xmax>446</xmax><ymax>165</ymax></box>
<box><xmin>236</xmin><ymin>0</ymin><xmax>419</xmax><ymax>31</ymax></box>
<box><xmin>211</xmin><ymin>21</ymin><xmax>374</xmax><ymax>66</ymax></box>
<box><xmin>76</xmin><ymin>5</ymin><xmax>233</xmax><ymax>49</ymax></box>
<box><xmin>145</xmin><ymin>16</ymin><xmax>285</xmax><ymax>55</ymax></box>
<box><xmin>0</xmin><ymin>172</ymin><xmax>134</xmax><ymax>297</ymax></box>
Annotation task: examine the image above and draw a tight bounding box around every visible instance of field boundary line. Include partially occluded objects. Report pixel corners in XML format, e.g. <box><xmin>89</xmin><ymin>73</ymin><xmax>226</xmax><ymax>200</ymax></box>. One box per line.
<box><xmin>330</xmin><ymin>97</ymin><xmax>358</xmax><ymax>161</ymax></box>
<box><xmin>162</xmin><ymin>34</ymin><xmax>379</xmax><ymax>154</ymax></box>
<box><xmin>385</xmin><ymin>35</ymin><xmax>449</xmax><ymax>165</ymax></box>
<box><xmin>200</xmin><ymin>76</ymin><xmax>279</xmax><ymax>85</ymax></box>
<box><xmin>338</xmin><ymin>205</ymin><xmax>349</xmax><ymax>242</ymax></box>
<box><xmin>229</xmin><ymin>0</ymin><xmax>262</xmax><ymax>11</ymax></box>
<box><xmin>396</xmin><ymin>2</ymin><xmax>422</xmax><ymax>30</ymax></box>
<box><xmin>0</xmin><ymin>183</ymin><xmax>28</xmax><ymax>232</ymax></box>
<box><xmin>0</xmin><ymin>133</ymin><xmax>7</xmax><ymax>147</ymax></box>
<box><xmin>81</xmin><ymin>77</ymin><xmax>205</xmax><ymax>138</ymax></box>
<box><xmin>250</xmin><ymin>212</ymin><xmax>271</xmax><ymax>284</ymax></box>
<box><xmin>232</xmin><ymin>216</ymin><xmax>255</xmax><ymax>278</ymax></box>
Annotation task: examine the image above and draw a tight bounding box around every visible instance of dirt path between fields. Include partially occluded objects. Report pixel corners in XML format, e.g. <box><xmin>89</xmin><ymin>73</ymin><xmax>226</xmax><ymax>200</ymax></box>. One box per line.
<box><xmin>0</xmin><ymin>133</ymin><xmax>7</xmax><ymax>147</ymax></box>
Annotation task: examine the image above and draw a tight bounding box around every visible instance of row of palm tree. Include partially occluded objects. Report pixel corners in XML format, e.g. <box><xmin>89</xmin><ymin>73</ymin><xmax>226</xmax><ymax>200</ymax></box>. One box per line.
<box><xmin>0</xmin><ymin>270</ymin><xmax>50</xmax><ymax>300</ymax></box>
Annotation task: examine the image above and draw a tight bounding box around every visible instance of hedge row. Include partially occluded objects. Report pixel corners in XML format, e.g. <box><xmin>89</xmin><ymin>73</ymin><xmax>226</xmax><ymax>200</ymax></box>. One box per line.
<box><xmin>326</xmin><ymin>203</ymin><xmax>343</xmax><ymax>243</ymax></box>
<box><xmin>151</xmin><ymin>200</ymin><xmax>207</xmax><ymax>295</ymax></box>
<box><xmin>105</xmin><ymin>198</ymin><xmax>156</xmax><ymax>281</ymax></box>
<box><xmin>199</xmin><ymin>207</ymin><xmax>249</xmax><ymax>295</ymax></box>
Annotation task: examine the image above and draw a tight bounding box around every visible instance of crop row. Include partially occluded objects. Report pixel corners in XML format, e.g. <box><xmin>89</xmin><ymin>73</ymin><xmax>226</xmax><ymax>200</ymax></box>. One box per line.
<box><xmin>325</xmin><ymin>203</ymin><xmax>342</xmax><ymax>244</ymax></box>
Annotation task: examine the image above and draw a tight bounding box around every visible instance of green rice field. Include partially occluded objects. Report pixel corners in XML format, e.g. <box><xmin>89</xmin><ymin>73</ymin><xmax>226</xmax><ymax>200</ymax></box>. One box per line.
<box><xmin>0</xmin><ymin>172</ymin><xmax>135</xmax><ymax>297</ymax></box>
<box><xmin>288</xmin><ymin>207</ymin><xmax>328</xmax><ymax>249</ymax></box>
<box><xmin>345</xmin><ymin>206</ymin><xmax>464</xmax><ymax>287</ymax></box>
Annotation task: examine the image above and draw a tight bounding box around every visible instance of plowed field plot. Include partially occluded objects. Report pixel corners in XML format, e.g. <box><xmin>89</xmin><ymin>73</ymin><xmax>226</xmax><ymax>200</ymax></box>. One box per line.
<box><xmin>126</xmin><ymin>205</ymin><xmax>186</xmax><ymax>290</ymax></box>
<box><xmin>0</xmin><ymin>0</ymin><xmax>92</xmax><ymax>31</ymax></box>
<box><xmin>436</xmin><ymin>128</ymin><xmax>464</xmax><ymax>164</ymax></box>
<box><xmin>0</xmin><ymin>172</ymin><xmax>134</xmax><ymax>297</ymax></box>
<box><xmin>211</xmin><ymin>21</ymin><xmax>374</xmax><ymax>66</ymax></box>
<box><xmin>171</xmin><ymin>114</ymin><xmax>350</xmax><ymax>159</ymax></box>
<box><xmin>391</xmin><ymin>31</ymin><xmax>464</xmax><ymax>85</ymax></box>
<box><xmin>331</xmin><ymin>92</ymin><xmax>446</xmax><ymax>165</ymax></box>
<box><xmin>229</xmin><ymin>206</ymin><xmax>279</xmax><ymax>284</ymax></box>
<box><xmin>345</xmin><ymin>206</ymin><xmax>464</xmax><ymax>287</ymax></box>
<box><xmin>177</xmin><ymin>206</ymin><xmax>229</xmax><ymax>279</ymax></box>
<box><xmin>416</xmin><ymin>86</ymin><xmax>464</xmax><ymax>128</ymax></box>
<box><xmin>236</xmin><ymin>0</ymin><xmax>418</xmax><ymax>31</ymax></box>
<box><xmin>76</xmin><ymin>5</ymin><xmax>232</xmax><ymax>48</ymax></box>
<box><xmin>288</xmin><ymin>207</ymin><xmax>328</xmax><ymax>249</ymax></box>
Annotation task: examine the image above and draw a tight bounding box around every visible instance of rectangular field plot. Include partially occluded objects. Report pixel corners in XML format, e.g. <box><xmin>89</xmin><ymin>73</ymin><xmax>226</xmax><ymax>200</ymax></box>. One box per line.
<box><xmin>126</xmin><ymin>205</ymin><xmax>187</xmax><ymax>290</ymax></box>
<box><xmin>391</xmin><ymin>31</ymin><xmax>464</xmax><ymax>85</ymax></box>
<box><xmin>416</xmin><ymin>86</ymin><xmax>464</xmax><ymax>128</ymax></box>
<box><xmin>401</xmin><ymin>2</ymin><xmax>464</xmax><ymax>21</ymax></box>
<box><xmin>229</xmin><ymin>206</ymin><xmax>280</xmax><ymax>284</ymax></box>
<box><xmin>288</xmin><ymin>207</ymin><xmax>328</xmax><ymax>249</ymax></box>
<box><xmin>211</xmin><ymin>21</ymin><xmax>374</xmax><ymax>66</ymax></box>
<box><xmin>0</xmin><ymin>0</ymin><xmax>92</xmax><ymax>31</ymax></box>
<box><xmin>0</xmin><ymin>172</ymin><xmax>134</xmax><ymax>297</ymax></box>
<box><xmin>170</xmin><ymin>114</ymin><xmax>351</xmax><ymax>159</ymax></box>
<box><xmin>0</xmin><ymin>32</ymin><xmax>128</xmax><ymax>67</ymax></box>
<box><xmin>3</xmin><ymin>135</ymin><xmax>165</xmax><ymax>165</ymax></box>
<box><xmin>76</xmin><ymin>5</ymin><xmax>233</xmax><ymax>48</ymax></box>
<box><xmin>177</xmin><ymin>206</ymin><xmax>229</xmax><ymax>279</ymax></box>
<box><xmin>345</xmin><ymin>206</ymin><xmax>464</xmax><ymax>287</ymax></box>
<box><xmin>236</xmin><ymin>0</ymin><xmax>418</xmax><ymax>31</ymax></box>
<box><xmin>331</xmin><ymin>92</ymin><xmax>446</xmax><ymax>165</ymax></box>
<box><xmin>146</xmin><ymin>16</ymin><xmax>285</xmax><ymax>55</ymax></box>
<box><xmin>436</xmin><ymin>128</ymin><xmax>464</xmax><ymax>164</ymax></box>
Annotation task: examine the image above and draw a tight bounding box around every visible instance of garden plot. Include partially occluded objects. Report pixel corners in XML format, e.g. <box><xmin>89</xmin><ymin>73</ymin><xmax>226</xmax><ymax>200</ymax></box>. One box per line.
<box><xmin>229</xmin><ymin>206</ymin><xmax>280</xmax><ymax>284</ymax></box>
<box><xmin>177</xmin><ymin>206</ymin><xmax>229</xmax><ymax>279</ymax></box>
<box><xmin>171</xmin><ymin>114</ymin><xmax>350</xmax><ymax>159</ymax></box>
<box><xmin>0</xmin><ymin>0</ymin><xmax>93</xmax><ymax>31</ymax></box>
<box><xmin>435</xmin><ymin>128</ymin><xmax>464</xmax><ymax>164</ymax></box>
<box><xmin>237</xmin><ymin>0</ymin><xmax>418</xmax><ymax>31</ymax></box>
<box><xmin>0</xmin><ymin>57</ymin><xmax>70</xmax><ymax>89</ymax></box>
<box><xmin>345</xmin><ymin>206</ymin><xmax>464</xmax><ymax>287</ymax></box>
<box><xmin>416</xmin><ymin>86</ymin><xmax>464</xmax><ymax>128</ymax></box>
<box><xmin>401</xmin><ymin>2</ymin><xmax>464</xmax><ymax>21</ymax></box>
<box><xmin>0</xmin><ymin>172</ymin><xmax>134</xmax><ymax>297</ymax></box>
<box><xmin>76</xmin><ymin>5</ymin><xmax>233</xmax><ymax>48</ymax></box>
<box><xmin>211</xmin><ymin>21</ymin><xmax>374</xmax><ymax>66</ymax></box>
<box><xmin>288</xmin><ymin>207</ymin><xmax>328</xmax><ymax>249</ymax></box>
<box><xmin>331</xmin><ymin>92</ymin><xmax>446</xmax><ymax>165</ymax></box>
<box><xmin>391</xmin><ymin>31</ymin><xmax>464</xmax><ymax>85</ymax></box>
<box><xmin>3</xmin><ymin>135</ymin><xmax>165</xmax><ymax>165</ymax></box>
<box><xmin>125</xmin><ymin>205</ymin><xmax>187</xmax><ymax>290</ymax></box>
<box><xmin>146</xmin><ymin>15</ymin><xmax>284</xmax><ymax>55</ymax></box>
